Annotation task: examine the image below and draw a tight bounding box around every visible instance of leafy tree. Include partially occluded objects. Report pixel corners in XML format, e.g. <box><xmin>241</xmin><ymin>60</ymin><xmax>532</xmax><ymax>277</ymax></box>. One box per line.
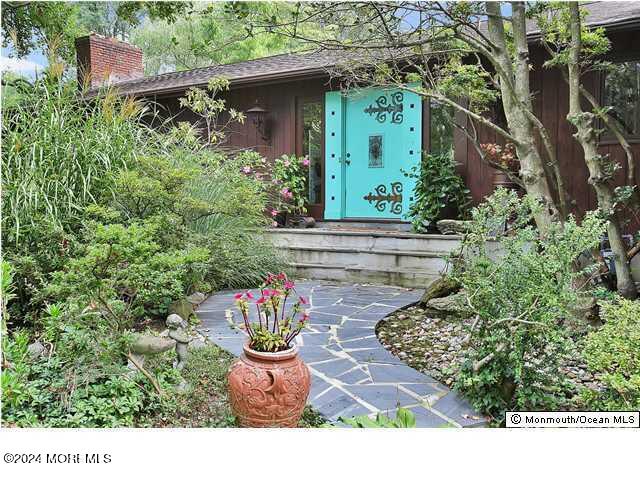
<box><xmin>535</xmin><ymin>2</ymin><xmax>638</xmax><ymax>298</ymax></box>
<box><xmin>1</xmin><ymin>1</ymin><xmax>189</xmax><ymax>63</ymax></box>
<box><xmin>129</xmin><ymin>2</ymin><xmax>326</xmax><ymax>75</ymax></box>
<box><xmin>75</xmin><ymin>1</ymin><xmax>134</xmax><ymax>41</ymax></box>
<box><xmin>1</xmin><ymin>1</ymin><xmax>81</xmax><ymax>61</ymax></box>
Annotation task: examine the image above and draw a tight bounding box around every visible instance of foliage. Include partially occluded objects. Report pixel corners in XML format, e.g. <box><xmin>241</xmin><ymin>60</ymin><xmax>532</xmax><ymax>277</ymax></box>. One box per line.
<box><xmin>581</xmin><ymin>298</ymin><xmax>640</xmax><ymax>411</ymax></box>
<box><xmin>270</xmin><ymin>154</ymin><xmax>311</xmax><ymax>218</ymax></box>
<box><xmin>141</xmin><ymin>345</ymin><xmax>236</xmax><ymax>427</ymax></box>
<box><xmin>0</xmin><ymin>314</ymin><xmax>172</xmax><ymax>427</ymax></box>
<box><xmin>1</xmin><ymin>1</ymin><xmax>189</xmax><ymax>63</ymax></box>
<box><xmin>1</xmin><ymin>261</ymin><xmax>16</xmax><ymax>329</ymax></box>
<box><xmin>130</xmin><ymin>2</ymin><xmax>329</xmax><ymax>75</ymax></box>
<box><xmin>2</xmin><ymin>72</ymin><xmax>284</xmax><ymax>428</ymax></box>
<box><xmin>234</xmin><ymin>273</ymin><xmax>309</xmax><ymax>352</ymax></box>
<box><xmin>176</xmin><ymin>77</ymin><xmax>245</xmax><ymax>148</ymax></box>
<box><xmin>404</xmin><ymin>152</ymin><xmax>470</xmax><ymax>232</ymax></box>
<box><xmin>1</xmin><ymin>1</ymin><xmax>82</xmax><ymax>61</ymax></box>
<box><xmin>45</xmin><ymin>221</ymin><xmax>209</xmax><ymax>326</ymax></box>
<box><xmin>2</xmin><ymin>77</ymin><xmax>156</xmax><ymax>250</ymax></box>
<box><xmin>204</xmin><ymin>230</ymin><xmax>288</xmax><ymax>291</ymax></box>
<box><xmin>339</xmin><ymin>408</ymin><xmax>417</xmax><ymax>428</ymax></box>
<box><xmin>453</xmin><ymin>189</ymin><xmax>607</xmax><ymax>422</ymax></box>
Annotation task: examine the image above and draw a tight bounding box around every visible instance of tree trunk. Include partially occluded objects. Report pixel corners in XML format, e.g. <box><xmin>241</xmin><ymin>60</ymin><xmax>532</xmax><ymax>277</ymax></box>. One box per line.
<box><xmin>485</xmin><ymin>2</ymin><xmax>561</xmax><ymax>235</ymax></box>
<box><xmin>566</xmin><ymin>3</ymin><xmax>637</xmax><ymax>299</ymax></box>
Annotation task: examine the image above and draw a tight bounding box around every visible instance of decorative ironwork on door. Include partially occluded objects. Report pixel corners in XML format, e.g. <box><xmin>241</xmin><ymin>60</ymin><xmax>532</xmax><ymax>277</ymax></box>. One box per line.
<box><xmin>364</xmin><ymin>92</ymin><xmax>404</xmax><ymax>124</ymax></box>
<box><xmin>363</xmin><ymin>182</ymin><xmax>403</xmax><ymax>214</ymax></box>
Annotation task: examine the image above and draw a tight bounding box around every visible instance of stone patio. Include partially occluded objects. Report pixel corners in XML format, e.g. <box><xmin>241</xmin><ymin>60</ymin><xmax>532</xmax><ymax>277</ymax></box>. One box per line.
<box><xmin>196</xmin><ymin>281</ymin><xmax>486</xmax><ymax>427</ymax></box>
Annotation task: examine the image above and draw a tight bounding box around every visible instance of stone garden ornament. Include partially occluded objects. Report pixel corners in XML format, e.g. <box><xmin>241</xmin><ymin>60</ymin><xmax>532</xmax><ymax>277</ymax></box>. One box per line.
<box><xmin>228</xmin><ymin>273</ymin><xmax>311</xmax><ymax>427</ymax></box>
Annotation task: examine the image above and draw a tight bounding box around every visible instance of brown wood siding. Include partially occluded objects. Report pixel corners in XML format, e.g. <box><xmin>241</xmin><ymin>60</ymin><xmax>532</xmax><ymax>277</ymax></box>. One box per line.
<box><xmin>454</xmin><ymin>30</ymin><xmax>640</xmax><ymax>232</ymax></box>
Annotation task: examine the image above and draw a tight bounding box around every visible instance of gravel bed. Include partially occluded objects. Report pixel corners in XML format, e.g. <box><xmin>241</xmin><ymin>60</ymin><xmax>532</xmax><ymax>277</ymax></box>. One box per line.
<box><xmin>377</xmin><ymin>303</ymin><xmax>605</xmax><ymax>398</ymax></box>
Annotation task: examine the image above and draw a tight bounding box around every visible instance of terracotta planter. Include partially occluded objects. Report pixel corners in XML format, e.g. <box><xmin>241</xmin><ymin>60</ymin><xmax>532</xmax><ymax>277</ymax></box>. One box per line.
<box><xmin>492</xmin><ymin>169</ymin><xmax>519</xmax><ymax>191</ymax></box>
<box><xmin>227</xmin><ymin>343</ymin><xmax>310</xmax><ymax>427</ymax></box>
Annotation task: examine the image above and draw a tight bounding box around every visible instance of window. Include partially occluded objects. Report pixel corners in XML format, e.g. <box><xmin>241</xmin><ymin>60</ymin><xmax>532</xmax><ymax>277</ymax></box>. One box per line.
<box><xmin>429</xmin><ymin>99</ymin><xmax>454</xmax><ymax>154</ymax></box>
<box><xmin>302</xmin><ymin>101</ymin><xmax>323</xmax><ymax>205</ymax></box>
<box><xmin>603</xmin><ymin>60</ymin><xmax>640</xmax><ymax>138</ymax></box>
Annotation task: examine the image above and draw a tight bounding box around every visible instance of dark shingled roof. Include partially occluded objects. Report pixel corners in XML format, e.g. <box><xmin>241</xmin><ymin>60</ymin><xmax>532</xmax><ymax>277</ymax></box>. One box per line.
<box><xmin>110</xmin><ymin>1</ymin><xmax>640</xmax><ymax>97</ymax></box>
<box><xmin>108</xmin><ymin>49</ymin><xmax>344</xmax><ymax>97</ymax></box>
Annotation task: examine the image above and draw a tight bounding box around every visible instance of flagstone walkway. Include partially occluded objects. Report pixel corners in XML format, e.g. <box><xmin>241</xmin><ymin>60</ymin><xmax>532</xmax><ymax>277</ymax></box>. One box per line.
<box><xmin>196</xmin><ymin>281</ymin><xmax>486</xmax><ymax>427</ymax></box>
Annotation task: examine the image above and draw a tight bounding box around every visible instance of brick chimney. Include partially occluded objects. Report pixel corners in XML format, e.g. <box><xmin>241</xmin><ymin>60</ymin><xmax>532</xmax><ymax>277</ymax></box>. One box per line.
<box><xmin>75</xmin><ymin>33</ymin><xmax>143</xmax><ymax>89</ymax></box>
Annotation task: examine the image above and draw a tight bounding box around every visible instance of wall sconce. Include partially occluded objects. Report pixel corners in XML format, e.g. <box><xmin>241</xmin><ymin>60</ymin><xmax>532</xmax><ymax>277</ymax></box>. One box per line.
<box><xmin>246</xmin><ymin>101</ymin><xmax>270</xmax><ymax>143</ymax></box>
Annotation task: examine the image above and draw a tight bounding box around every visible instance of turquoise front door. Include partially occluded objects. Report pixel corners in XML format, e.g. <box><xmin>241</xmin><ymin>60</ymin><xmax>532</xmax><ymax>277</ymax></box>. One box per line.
<box><xmin>324</xmin><ymin>87</ymin><xmax>422</xmax><ymax>220</ymax></box>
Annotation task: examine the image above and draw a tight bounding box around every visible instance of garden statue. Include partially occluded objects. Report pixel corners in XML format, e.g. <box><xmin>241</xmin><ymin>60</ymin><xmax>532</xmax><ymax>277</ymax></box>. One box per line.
<box><xmin>166</xmin><ymin>313</ymin><xmax>191</xmax><ymax>370</ymax></box>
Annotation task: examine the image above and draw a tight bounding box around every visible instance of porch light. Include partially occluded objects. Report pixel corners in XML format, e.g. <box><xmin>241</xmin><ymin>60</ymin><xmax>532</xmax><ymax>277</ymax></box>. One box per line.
<box><xmin>246</xmin><ymin>101</ymin><xmax>270</xmax><ymax>142</ymax></box>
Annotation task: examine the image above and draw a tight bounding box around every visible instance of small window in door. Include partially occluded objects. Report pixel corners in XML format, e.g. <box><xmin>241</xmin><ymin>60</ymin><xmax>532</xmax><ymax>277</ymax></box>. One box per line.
<box><xmin>303</xmin><ymin>102</ymin><xmax>322</xmax><ymax>204</ymax></box>
<box><xmin>368</xmin><ymin>135</ymin><xmax>383</xmax><ymax>167</ymax></box>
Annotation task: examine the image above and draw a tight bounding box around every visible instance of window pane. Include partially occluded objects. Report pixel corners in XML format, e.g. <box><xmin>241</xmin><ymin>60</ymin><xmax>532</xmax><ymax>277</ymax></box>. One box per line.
<box><xmin>368</xmin><ymin>135</ymin><xmax>383</xmax><ymax>168</ymax></box>
<box><xmin>303</xmin><ymin>102</ymin><xmax>322</xmax><ymax>204</ymax></box>
<box><xmin>429</xmin><ymin>99</ymin><xmax>454</xmax><ymax>154</ymax></box>
<box><xmin>604</xmin><ymin>61</ymin><xmax>640</xmax><ymax>136</ymax></box>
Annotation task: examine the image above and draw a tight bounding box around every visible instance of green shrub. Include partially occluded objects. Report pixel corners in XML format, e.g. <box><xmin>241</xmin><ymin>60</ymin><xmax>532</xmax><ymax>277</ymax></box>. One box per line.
<box><xmin>0</xmin><ymin>322</ymin><xmax>172</xmax><ymax>427</ymax></box>
<box><xmin>403</xmin><ymin>152</ymin><xmax>470</xmax><ymax>232</ymax></box>
<box><xmin>339</xmin><ymin>408</ymin><xmax>416</xmax><ymax>428</ymax></box>
<box><xmin>581</xmin><ymin>298</ymin><xmax>640</xmax><ymax>410</ymax></box>
<box><xmin>45</xmin><ymin>221</ymin><xmax>209</xmax><ymax>325</ymax></box>
<box><xmin>2</xmin><ymin>70</ymin><xmax>285</xmax><ymax>428</ymax></box>
<box><xmin>140</xmin><ymin>345</ymin><xmax>236</xmax><ymax>427</ymax></box>
<box><xmin>453</xmin><ymin>189</ymin><xmax>607</xmax><ymax>422</ymax></box>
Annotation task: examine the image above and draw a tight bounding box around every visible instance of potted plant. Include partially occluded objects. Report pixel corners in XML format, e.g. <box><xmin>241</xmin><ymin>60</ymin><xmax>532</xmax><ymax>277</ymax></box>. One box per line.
<box><xmin>480</xmin><ymin>142</ymin><xmax>521</xmax><ymax>192</ymax></box>
<box><xmin>270</xmin><ymin>155</ymin><xmax>314</xmax><ymax>228</ymax></box>
<box><xmin>227</xmin><ymin>273</ymin><xmax>311</xmax><ymax>427</ymax></box>
<box><xmin>403</xmin><ymin>152</ymin><xmax>471</xmax><ymax>233</ymax></box>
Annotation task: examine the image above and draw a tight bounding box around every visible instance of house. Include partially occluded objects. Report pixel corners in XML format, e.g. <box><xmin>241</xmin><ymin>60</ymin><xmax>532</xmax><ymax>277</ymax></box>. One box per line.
<box><xmin>74</xmin><ymin>2</ymin><xmax>640</xmax><ymax>286</ymax></box>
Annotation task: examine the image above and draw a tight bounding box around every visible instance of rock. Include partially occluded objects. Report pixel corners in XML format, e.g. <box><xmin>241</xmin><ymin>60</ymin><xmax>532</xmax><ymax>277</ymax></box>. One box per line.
<box><xmin>27</xmin><ymin>341</ymin><xmax>46</xmax><ymax>359</ymax></box>
<box><xmin>287</xmin><ymin>215</ymin><xmax>316</xmax><ymax>228</ymax></box>
<box><xmin>169</xmin><ymin>299</ymin><xmax>194</xmax><ymax>322</ymax></box>
<box><xmin>166</xmin><ymin>313</ymin><xmax>187</xmax><ymax>328</ymax></box>
<box><xmin>188</xmin><ymin>337</ymin><xmax>207</xmax><ymax>350</ymax></box>
<box><xmin>436</xmin><ymin>219</ymin><xmax>472</xmax><ymax>235</ymax></box>
<box><xmin>426</xmin><ymin>292</ymin><xmax>473</xmax><ymax>317</ymax></box>
<box><xmin>420</xmin><ymin>276</ymin><xmax>461</xmax><ymax>305</ymax></box>
<box><xmin>186</xmin><ymin>292</ymin><xmax>206</xmax><ymax>305</ymax></box>
<box><xmin>130</xmin><ymin>335</ymin><xmax>176</xmax><ymax>355</ymax></box>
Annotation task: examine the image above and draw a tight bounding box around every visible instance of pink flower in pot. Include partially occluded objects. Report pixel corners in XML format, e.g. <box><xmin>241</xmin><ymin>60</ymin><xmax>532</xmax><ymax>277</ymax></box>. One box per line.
<box><xmin>302</xmin><ymin>157</ymin><xmax>310</xmax><ymax>167</ymax></box>
<box><xmin>228</xmin><ymin>272</ymin><xmax>311</xmax><ymax>427</ymax></box>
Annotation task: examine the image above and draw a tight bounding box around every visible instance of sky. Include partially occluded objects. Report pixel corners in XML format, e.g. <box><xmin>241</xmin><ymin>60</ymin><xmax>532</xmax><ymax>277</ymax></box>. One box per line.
<box><xmin>1</xmin><ymin>47</ymin><xmax>47</xmax><ymax>78</ymax></box>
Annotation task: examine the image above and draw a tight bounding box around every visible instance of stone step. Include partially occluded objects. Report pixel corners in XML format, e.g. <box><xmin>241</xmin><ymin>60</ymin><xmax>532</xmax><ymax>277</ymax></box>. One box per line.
<box><xmin>285</xmin><ymin>246</ymin><xmax>451</xmax><ymax>273</ymax></box>
<box><xmin>290</xmin><ymin>262</ymin><xmax>439</xmax><ymax>288</ymax></box>
<box><xmin>266</xmin><ymin>229</ymin><xmax>463</xmax><ymax>253</ymax></box>
<box><xmin>314</xmin><ymin>220</ymin><xmax>413</xmax><ymax>232</ymax></box>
